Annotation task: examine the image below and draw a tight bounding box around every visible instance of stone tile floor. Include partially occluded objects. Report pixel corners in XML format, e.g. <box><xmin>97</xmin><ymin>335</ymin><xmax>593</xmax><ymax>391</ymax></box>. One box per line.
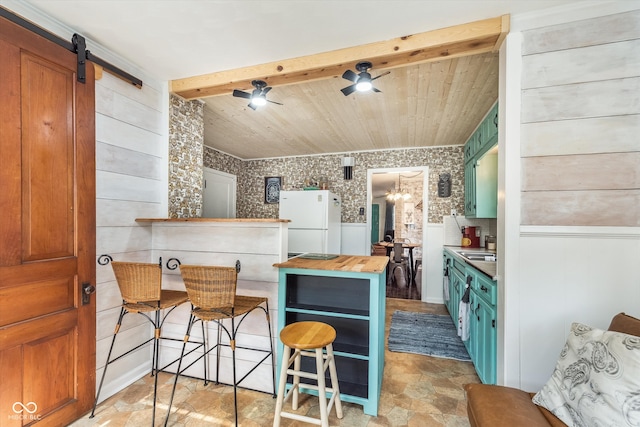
<box><xmin>74</xmin><ymin>299</ymin><xmax>478</xmax><ymax>426</ymax></box>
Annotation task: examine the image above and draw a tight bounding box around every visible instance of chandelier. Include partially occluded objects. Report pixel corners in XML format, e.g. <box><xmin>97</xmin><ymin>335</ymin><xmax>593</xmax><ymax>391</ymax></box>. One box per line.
<box><xmin>386</xmin><ymin>175</ymin><xmax>412</xmax><ymax>201</ymax></box>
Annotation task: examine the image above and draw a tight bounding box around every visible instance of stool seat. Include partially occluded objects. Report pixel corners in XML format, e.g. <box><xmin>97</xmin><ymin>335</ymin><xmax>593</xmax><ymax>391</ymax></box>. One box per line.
<box><xmin>280</xmin><ymin>321</ymin><xmax>336</xmax><ymax>350</ymax></box>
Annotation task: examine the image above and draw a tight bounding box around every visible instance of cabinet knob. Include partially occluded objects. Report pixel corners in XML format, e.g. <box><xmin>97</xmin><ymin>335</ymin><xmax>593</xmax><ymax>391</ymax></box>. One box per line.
<box><xmin>480</xmin><ymin>285</ymin><xmax>488</xmax><ymax>292</ymax></box>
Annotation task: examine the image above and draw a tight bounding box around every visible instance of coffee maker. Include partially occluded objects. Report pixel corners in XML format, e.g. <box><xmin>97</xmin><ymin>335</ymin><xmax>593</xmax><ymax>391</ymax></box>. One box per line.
<box><xmin>461</xmin><ymin>226</ymin><xmax>481</xmax><ymax>248</ymax></box>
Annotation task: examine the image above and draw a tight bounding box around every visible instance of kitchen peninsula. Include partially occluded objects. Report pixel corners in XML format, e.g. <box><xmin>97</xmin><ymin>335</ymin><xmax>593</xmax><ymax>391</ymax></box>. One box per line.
<box><xmin>135</xmin><ymin>218</ymin><xmax>289</xmax><ymax>392</ymax></box>
<box><xmin>273</xmin><ymin>255</ymin><xmax>388</xmax><ymax>416</ymax></box>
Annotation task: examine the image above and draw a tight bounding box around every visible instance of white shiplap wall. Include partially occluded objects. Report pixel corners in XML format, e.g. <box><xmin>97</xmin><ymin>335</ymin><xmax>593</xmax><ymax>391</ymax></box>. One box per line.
<box><xmin>501</xmin><ymin>4</ymin><xmax>640</xmax><ymax>391</ymax></box>
<box><xmin>95</xmin><ymin>73</ymin><xmax>168</xmax><ymax>401</ymax></box>
<box><xmin>519</xmin><ymin>9</ymin><xmax>640</xmax><ymax>226</ymax></box>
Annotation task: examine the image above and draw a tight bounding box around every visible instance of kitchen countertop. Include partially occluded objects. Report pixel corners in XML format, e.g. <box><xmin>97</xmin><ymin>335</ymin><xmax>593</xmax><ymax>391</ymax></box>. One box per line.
<box><xmin>444</xmin><ymin>246</ymin><xmax>497</xmax><ymax>280</ymax></box>
<box><xmin>274</xmin><ymin>255</ymin><xmax>389</xmax><ymax>274</ymax></box>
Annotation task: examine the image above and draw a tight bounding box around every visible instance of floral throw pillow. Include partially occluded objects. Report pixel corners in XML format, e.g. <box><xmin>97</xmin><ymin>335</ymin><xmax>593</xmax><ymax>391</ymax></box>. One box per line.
<box><xmin>532</xmin><ymin>322</ymin><xmax>640</xmax><ymax>427</ymax></box>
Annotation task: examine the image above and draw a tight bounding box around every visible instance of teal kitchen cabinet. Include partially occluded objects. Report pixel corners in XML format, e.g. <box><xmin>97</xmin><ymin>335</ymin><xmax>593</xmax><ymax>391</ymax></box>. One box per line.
<box><xmin>443</xmin><ymin>248</ymin><xmax>497</xmax><ymax>384</ymax></box>
<box><xmin>464</xmin><ymin>102</ymin><xmax>498</xmax><ymax>219</ymax></box>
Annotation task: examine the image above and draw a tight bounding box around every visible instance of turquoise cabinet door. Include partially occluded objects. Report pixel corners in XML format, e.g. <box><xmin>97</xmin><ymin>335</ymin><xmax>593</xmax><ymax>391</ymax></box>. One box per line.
<box><xmin>463</xmin><ymin>102</ymin><xmax>498</xmax><ymax>219</ymax></box>
<box><xmin>450</xmin><ymin>267</ymin><xmax>465</xmax><ymax>326</ymax></box>
<box><xmin>468</xmin><ymin>290</ymin><xmax>478</xmax><ymax>363</ymax></box>
<box><xmin>464</xmin><ymin>161</ymin><xmax>476</xmax><ymax>217</ymax></box>
<box><xmin>473</xmin><ymin>295</ymin><xmax>497</xmax><ymax>384</ymax></box>
<box><xmin>443</xmin><ymin>253</ymin><xmax>454</xmax><ymax>318</ymax></box>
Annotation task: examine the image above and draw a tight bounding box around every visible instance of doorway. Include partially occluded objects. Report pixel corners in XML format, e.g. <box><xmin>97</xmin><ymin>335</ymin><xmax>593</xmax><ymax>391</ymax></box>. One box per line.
<box><xmin>368</xmin><ymin>167</ymin><xmax>428</xmax><ymax>300</ymax></box>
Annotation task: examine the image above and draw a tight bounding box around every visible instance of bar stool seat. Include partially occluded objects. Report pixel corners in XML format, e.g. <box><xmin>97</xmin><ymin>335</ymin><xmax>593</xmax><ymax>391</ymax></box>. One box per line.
<box><xmin>273</xmin><ymin>321</ymin><xmax>343</xmax><ymax>427</ymax></box>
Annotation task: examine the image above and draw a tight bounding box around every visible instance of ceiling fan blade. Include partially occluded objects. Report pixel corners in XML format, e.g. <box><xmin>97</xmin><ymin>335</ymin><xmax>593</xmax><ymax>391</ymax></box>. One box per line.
<box><xmin>340</xmin><ymin>84</ymin><xmax>358</xmax><ymax>96</ymax></box>
<box><xmin>371</xmin><ymin>71</ymin><xmax>391</xmax><ymax>81</ymax></box>
<box><xmin>372</xmin><ymin>87</ymin><xmax>382</xmax><ymax>93</ymax></box>
<box><xmin>267</xmin><ymin>100</ymin><xmax>283</xmax><ymax>106</ymax></box>
<box><xmin>262</xmin><ymin>87</ymin><xmax>272</xmax><ymax>95</ymax></box>
<box><xmin>248</xmin><ymin>102</ymin><xmax>257</xmax><ymax>110</ymax></box>
<box><xmin>233</xmin><ymin>89</ymin><xmax>252</xmax><ymax>99</ymax></box>
<box><xmin>341</xmin><ymin>69</ymin><xmax>358</xmax><ymax>82</ymax></box>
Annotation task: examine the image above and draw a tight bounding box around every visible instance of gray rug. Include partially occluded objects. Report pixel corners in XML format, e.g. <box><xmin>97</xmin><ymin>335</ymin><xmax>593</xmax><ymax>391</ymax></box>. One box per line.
<box><xmin>388</xmin><ymin>311</ymin><xmax>471</xmax><ymax>361</ymax></box>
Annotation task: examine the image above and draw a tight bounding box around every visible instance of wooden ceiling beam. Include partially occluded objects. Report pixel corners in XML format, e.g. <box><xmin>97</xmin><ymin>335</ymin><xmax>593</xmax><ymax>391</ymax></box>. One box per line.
<box><xmin>171</xmin><ymin>15</ymin><xmax>510</xmax><ymax>100</ymax></box>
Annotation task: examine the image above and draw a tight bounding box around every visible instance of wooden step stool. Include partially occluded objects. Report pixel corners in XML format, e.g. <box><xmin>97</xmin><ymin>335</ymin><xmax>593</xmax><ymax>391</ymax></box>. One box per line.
<box><xmin>273</xmin><ymin>321</ymin><xmax>343</xmax><ymax>427</ymax></box>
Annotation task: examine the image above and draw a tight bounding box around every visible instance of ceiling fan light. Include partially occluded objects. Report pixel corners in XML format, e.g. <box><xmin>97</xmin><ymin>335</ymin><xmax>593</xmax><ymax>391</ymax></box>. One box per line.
<box><xmin>355</xmin><ymin>80</ymin><xmax>372</xmax><ymax>92</ymax></box>
<box><xmin>250</xmin><ymin>95</ymin><xmax>267</xmax><ymax>107</ymax></box>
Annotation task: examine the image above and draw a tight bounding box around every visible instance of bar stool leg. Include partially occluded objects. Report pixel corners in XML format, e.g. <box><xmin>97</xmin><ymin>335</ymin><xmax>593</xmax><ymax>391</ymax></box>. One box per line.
<box><xmin>291</xmin><ymin>349</ymin><xmax>301</xmax><ymax>410</ymax></box>
<box><xmin>90</xmin><ymin>307</ymin><xmax>126</xmax><ymax>418</ymax></box>
<box><xmin>315</xmin><ymin>348</ymin><xmax>329</xmax><ymax>427</ymax></box>
<box><xmin>151</xmin><ymin>311</ymin><xmax>162</xmax><ymax>425</ymax></box>
<box><xmin>164</xmin><ymin>313</ymin><xmax>196</xmax><ymax>426</ymax></box>
<box><xmin>273</xmin><ymin>344</ymin><xmax>291</xmax><ymax>427</ymax></box>
<box><xmin>201</xmin><ymin>321</ymin><xmax>208</xmax><ymax>386</ymax></box>
<box><xmin>215</xmin><ymin>322</ymin><xmax>222</xmax><ymax>384</ymax></box>
<box><xmin>265</xmin><ymin>301</ymin><xmax>277</xmax><ymax>397</ymax></box>
<box><xmin>230</xmin><ymin>317</ymin><xmax>239</xmax><ymax>427</ymax></box>
<box><xmin>327</xmin><ymin>343</ymin><xmax>343</xmax><ymax>418</ymax></box>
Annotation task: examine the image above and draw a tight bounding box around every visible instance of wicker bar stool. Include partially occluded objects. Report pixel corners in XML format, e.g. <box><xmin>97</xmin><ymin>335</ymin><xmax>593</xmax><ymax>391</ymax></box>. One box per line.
<box><xmin>273</xmin><ymin>321</ymin><xmax>343</xmax><ymax>427</ymax></box>
<box><xmin>91</xmin><ymin>258</ymin><xmax>191</xmax><ymax>426</ymax></box>
<box><xmin>164</xmin><ymin>265</ymin><xmax>275</xmax><ymax>427</ymax></box>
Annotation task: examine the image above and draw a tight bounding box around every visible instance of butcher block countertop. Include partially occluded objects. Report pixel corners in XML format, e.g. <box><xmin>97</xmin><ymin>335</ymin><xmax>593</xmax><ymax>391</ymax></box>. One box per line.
<box><xmin>274</xmin><ymin>255</ymin><xmax>389</xmax><ymax>274</ymax></box>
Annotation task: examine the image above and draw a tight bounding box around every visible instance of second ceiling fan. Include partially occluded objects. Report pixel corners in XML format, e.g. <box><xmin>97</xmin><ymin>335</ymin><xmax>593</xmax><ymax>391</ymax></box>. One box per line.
<box><xmin>340</xmin><ymin>61</ymin><xmax>390</xmax><ymax>96</ymax></box>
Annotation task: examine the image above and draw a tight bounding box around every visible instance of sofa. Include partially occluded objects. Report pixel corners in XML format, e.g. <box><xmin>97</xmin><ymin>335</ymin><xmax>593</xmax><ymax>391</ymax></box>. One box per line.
<box><xmin>465</xmin><ymin>312</ymin><xmax>640</xmax><ymax>427</ymax></box>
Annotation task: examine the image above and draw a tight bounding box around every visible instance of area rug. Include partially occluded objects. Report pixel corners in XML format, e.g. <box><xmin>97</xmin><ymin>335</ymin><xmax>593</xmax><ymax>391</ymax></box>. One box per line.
<box><xmin>388</xmin><ymin>311</ymin><xmax>471</xmax><ymax>361</ymax></box>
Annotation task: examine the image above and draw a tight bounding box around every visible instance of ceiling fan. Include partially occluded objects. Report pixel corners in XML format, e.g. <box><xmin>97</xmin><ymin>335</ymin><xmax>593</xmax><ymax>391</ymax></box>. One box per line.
<box><xmin>340</xmin><ymin>61</ymin><xmax>390</xmax><ymax>96</ymax></box>
<box><xmin>232</xmin><ymin>80</ymin><xmax>283</xmax><ymax>110</ymax></box>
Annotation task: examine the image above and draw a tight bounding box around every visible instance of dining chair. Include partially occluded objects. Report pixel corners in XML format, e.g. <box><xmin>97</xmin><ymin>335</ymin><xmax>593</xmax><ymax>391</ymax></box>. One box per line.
<box><xmin>164</xmin><ymin>264</ymin><xmax>275</xmax><ymax>427</ymax></box>
<box><xmin>388</xmin><ymin>242</ymin><xmax>410</xmax><ymax>287</ymax></box>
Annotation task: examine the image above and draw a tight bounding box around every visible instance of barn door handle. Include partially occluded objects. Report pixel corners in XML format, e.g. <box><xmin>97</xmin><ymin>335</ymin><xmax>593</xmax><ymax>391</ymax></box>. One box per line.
<box><xmin>82</xmin><ymin>282</ymin><xmax>95</xmax><ymax>305</ymax></box>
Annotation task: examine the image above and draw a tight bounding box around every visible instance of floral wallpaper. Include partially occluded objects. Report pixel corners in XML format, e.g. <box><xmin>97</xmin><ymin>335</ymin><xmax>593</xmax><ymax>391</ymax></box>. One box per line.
<box><xmin>168</xmin><ymin>94</ymin><xmax>204</xmax><ymax>218</ymax></box>
<box><xmin>202</xmin><ymin>146</ymin><xmax>464</xmax><ymax>224</ymax></box>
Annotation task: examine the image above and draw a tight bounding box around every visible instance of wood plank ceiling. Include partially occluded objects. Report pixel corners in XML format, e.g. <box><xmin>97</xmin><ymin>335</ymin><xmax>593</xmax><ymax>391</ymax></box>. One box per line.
<box><xmin>171</xmin><ymin>16</ymin><xmax>507</xmax><ymax>160</ymax></box>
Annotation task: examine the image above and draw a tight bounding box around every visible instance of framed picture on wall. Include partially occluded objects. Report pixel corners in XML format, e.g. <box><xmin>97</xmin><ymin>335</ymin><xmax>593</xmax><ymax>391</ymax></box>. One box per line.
<box><xmin>264</xmin><ymin>176</ymin><xmax>282</xmax><ymax>204</ymax></box>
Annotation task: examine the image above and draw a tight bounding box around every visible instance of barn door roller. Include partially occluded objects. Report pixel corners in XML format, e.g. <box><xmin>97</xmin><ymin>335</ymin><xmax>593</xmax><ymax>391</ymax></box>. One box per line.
<box><xmin>1</xmin><ymin>6</ymin><xmax>142</xmax><ymax>88</ymax></box>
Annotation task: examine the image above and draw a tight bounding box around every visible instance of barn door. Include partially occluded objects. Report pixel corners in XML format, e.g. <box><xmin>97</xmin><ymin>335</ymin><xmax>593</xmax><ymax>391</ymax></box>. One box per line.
<box><xmin>0</xmin><ymin>13</ymin><xmax>96</xmax><ymax>426</ymax></box>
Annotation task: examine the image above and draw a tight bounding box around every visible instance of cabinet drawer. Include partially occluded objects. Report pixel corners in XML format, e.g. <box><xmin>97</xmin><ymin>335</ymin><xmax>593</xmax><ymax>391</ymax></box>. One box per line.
<box><xmin>469</xmin><ymin>270</ymin><xmax>496</xmax><ymax>306</ymax></box>
<box><xmin>443</xmin><ymin>251</ymin><xmax>464</xmax><ymax>276</ymax></box>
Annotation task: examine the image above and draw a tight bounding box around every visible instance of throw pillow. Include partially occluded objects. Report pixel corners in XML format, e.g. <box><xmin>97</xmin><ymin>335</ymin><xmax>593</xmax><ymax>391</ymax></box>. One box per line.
<box><xmin>532</xmin><ymin>322</ymin><xmax>640</xmax><ymax>427</ymax></box>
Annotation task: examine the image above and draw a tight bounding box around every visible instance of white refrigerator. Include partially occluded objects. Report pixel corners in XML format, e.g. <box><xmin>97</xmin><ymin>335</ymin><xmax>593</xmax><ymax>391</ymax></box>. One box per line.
<box><xmin>279</xmin><ymin>190</ymin><xmax>342</xmax><ymax>255</ymax></box>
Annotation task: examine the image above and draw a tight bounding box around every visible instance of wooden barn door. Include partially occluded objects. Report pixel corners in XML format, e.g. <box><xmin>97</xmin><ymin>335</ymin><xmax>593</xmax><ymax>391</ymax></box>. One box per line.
<box><xmin>0</xmin><ymin>13</ymin><xmax>96</xmax><ymax>426</ymax></box>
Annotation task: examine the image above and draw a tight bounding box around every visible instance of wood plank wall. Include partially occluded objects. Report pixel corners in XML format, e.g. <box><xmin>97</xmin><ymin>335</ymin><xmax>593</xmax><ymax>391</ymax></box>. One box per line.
<box><xmin>520</xmin><ymin>10</ymin><xmax>640</xmax><ymax>226</ymax></box>
<box><xmin>95</xmin><ymin>72</ymin><xmax>167</xmax><ymax>401</ymax></box>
